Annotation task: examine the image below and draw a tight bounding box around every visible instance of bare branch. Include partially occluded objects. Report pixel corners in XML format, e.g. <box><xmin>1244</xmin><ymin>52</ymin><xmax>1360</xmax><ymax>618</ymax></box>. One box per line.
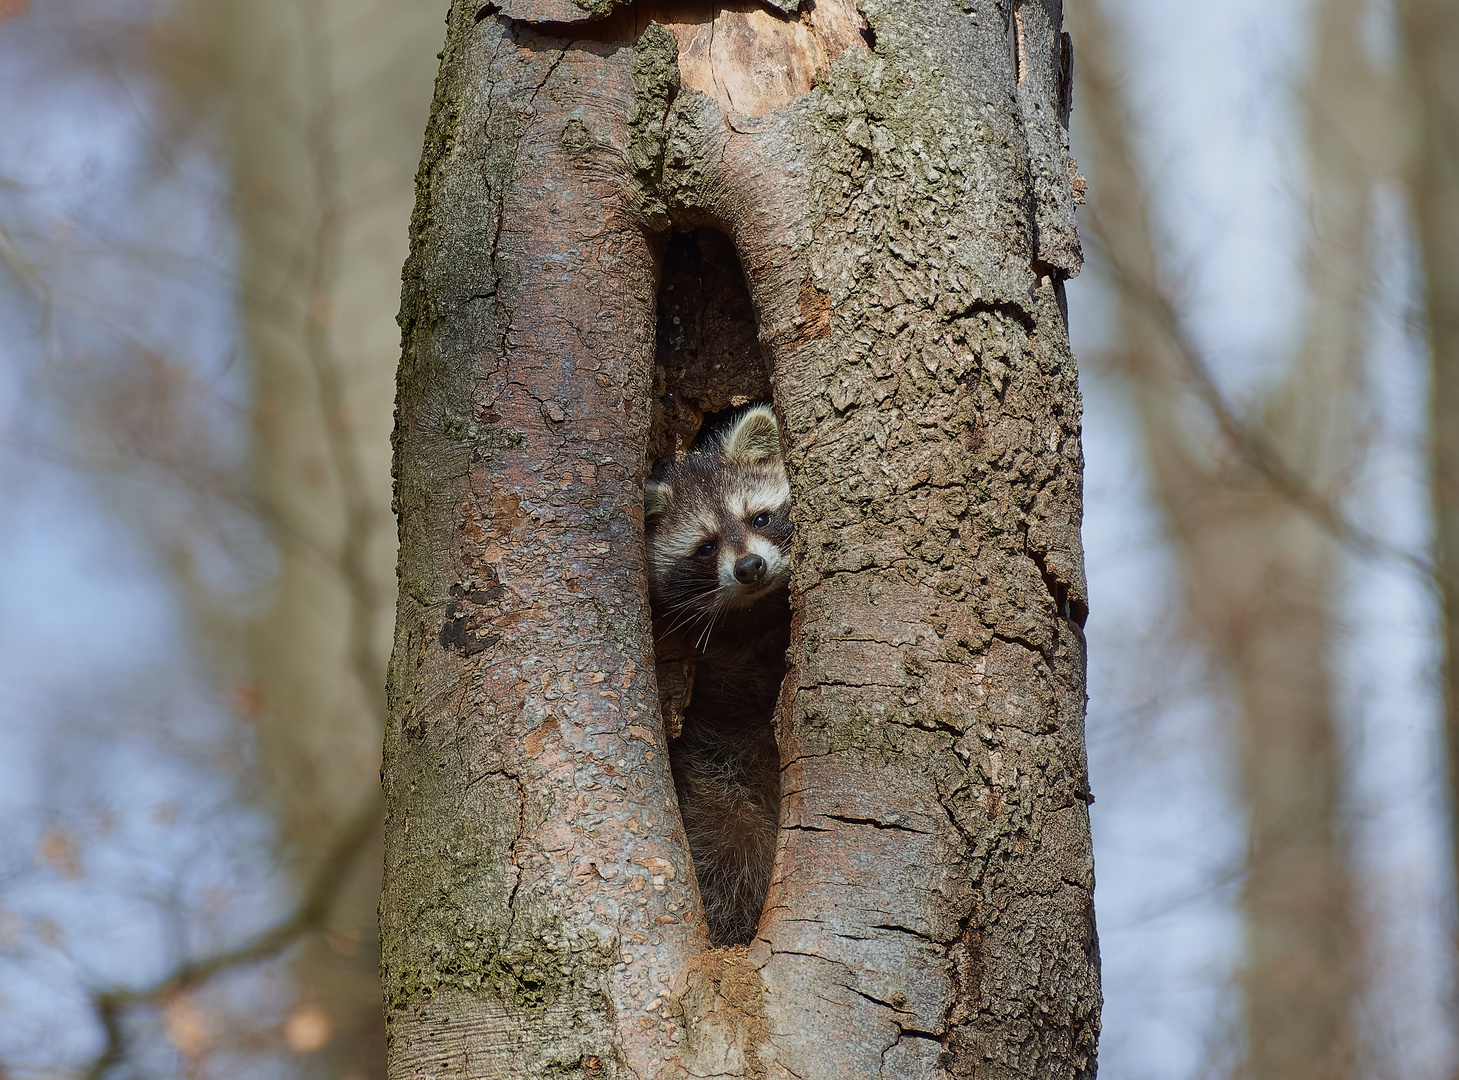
<box><xmin>81</xmin><ymin>792</ymin><xmax>383</xmax><ymax>1080</ymax></box>
<box><xmin>1084</xmin><ymin>211</ymin><xmax>1442</xmax><ymax>588</ymax></box>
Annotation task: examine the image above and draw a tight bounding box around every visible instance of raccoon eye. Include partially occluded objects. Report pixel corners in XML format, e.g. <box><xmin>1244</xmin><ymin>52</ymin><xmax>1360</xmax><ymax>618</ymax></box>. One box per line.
<box><xmin>694</xmin><ymin>540</ymin><xmax>717</xmax><ymax>558</ymax></box>
<box><xmin>752</xmin><ymin>512</ymin><xmax>771</xmax><ymax>529</ymax></box>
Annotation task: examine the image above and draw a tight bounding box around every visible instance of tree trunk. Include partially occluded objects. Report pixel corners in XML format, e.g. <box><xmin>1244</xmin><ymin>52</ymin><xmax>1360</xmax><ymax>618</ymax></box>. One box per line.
<box><xmin>382</xmin><ymin>2</ymin><xmax>1098</xmax><ymax>1077</ymax></box>
<box><xmin>206</xmin><ymin>0</ymin><xmax>440</xmax><ymax>1071</ymax></box>
<box><xmin>1068</xmin><ymin>2</ymin><xmax>1375</xmax><ymax>1077</ymax></box>
<box><xmin>1401</xmin><ymin>0</ymin><xmax>1459</xmax><ymax>983</ymax></box>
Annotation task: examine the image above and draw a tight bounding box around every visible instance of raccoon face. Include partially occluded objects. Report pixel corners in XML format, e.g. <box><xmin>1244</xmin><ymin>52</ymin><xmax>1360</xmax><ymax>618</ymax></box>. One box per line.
<box><xmin>645</xmin><ymin>405</ymin><xmax>791</xmax><ymax>625</ymax></box>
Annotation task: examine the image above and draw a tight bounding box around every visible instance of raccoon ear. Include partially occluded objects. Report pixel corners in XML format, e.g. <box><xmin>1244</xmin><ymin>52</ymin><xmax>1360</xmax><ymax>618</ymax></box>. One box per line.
<box><xmin>720</xmin><ymin>405</ymin><xmax>781</xmax><ymax>464</ymax></box>
<box><xmin>645</xmin><ymin>480</ymin><xmax>674</xmax><ymax>518</ymax></box>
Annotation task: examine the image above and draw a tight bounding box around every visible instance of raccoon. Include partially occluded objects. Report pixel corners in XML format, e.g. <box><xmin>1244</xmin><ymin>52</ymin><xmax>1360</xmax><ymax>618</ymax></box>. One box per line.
<box><xmin>644</xmin><ymin>404</ymin><xmax>791</xmax><ymax>946</ymax></box>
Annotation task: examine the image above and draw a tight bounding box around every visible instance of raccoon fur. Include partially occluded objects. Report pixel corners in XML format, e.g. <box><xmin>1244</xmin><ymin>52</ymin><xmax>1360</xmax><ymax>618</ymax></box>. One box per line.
<box><xmin>645</xmin><ymin>404</ymin><xmax>790</xmax><ymax>947</ymax></box>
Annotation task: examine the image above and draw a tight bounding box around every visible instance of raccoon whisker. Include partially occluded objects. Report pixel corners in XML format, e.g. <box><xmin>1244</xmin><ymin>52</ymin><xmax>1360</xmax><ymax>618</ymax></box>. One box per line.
<box><xmin>660</xmin><ymin>616</ymin><xmax>698</xmax><ymax>640</ymax></box>
<box><xmin>662</xmin><ymin>598</ymin><xmax>706</xmax><ymax>617</ymax></box>
<box><xmin>658</xmin><ymin>587</ymin><xmax>728</xmax><ymax>640</ymax></box>
<box><xmin>659</xmin><ymin>595</ymin><xmax>715</xmax><ymax>639</ymax></box>
<box><xmin>691</xmin><ymin>605</ymin><xmax>716</xmax><ymax>651</ymax></box>
<box><xmin>662</xmin><ymin>612</ymin><xmax>707</xmax><ymax>640</ymax></box>
<box><xmin>659</xmin><ymin>607</ymin><xmax>714</xmax><ymax>642</ymax></box>
<box><xmin>695</xmin><ymin>598</ymin><xmax>729</xmax><ymax>651</ymax></box>
<box><xmin>692</xmin><ymin>585</ymin><xmax>732</xmax><ymax>626</ymax></box>
<box><xmin>657</xmin><ymin>589</ymin><xmax>711</xmax><ymax>613</ymax></box>
<box><xmin>658</xmin><ymin>596</ymin><xmax>702</xmax><ymax>619</ymax></box>
<box><xmin>657</xmin><ymin>585</ymin><xmax>715</xmax><ymax>608</ymax></box>
<box><xmin>662</xmin><ymin>591</ymin><xmax>714</xmax><ymax>613</ymax></box>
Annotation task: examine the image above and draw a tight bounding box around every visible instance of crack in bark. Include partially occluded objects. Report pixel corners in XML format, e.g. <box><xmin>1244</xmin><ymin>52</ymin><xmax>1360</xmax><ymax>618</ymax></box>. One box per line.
<box><xmin>990</xmin><ymin>629</ymin><xmax>1051</xmax><ymax>665</ymax></box>
<box><xmin>870</xmin><ymin>922</ymin><xmax>947</xmax><ymax>945</ymax></box>
<box><xmin>844</xmin><ymin>984</ymin><xmax>914</xmax><ymax>1016</ymax></box>
<box><xmin>1027</xmin><ymin>545</ymin><xmax>1088</xmax><ymax>628</ymax></box>
<box><xmin>822</xmin><ymin>814</ymin><xmax>929</xmax><ymax>835</ymax></box>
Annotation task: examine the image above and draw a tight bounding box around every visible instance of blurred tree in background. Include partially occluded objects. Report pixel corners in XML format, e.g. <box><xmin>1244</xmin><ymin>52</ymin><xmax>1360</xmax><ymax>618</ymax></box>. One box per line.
<box><xmin>194</xmin><ymin>0</ymin><xmax>437</xmax><ymax>1073</ymax></box>
<box><xmin>1072</xmin><ymin>0</ymin><xmax>1456</xmax><ymax>1077</ymax></box>
<box><xmin>1402</xmin><ymin>0</ymin><xmax>1459</xmax><ymax>952</ymax></box>
<box><xmin>1069</xmin><ymin>0</ymin><xmax>1378</xmax><ymax>1075</ymax></box>
<box><xmin>0</xmin><ymin>0</ymin><xmax>436</xmax><ymax>1074</ymax></box>
<box><xmin>0</xmin><ymin>0</ymin><xmax>1455</xmax><ymax>1078</ymax></box>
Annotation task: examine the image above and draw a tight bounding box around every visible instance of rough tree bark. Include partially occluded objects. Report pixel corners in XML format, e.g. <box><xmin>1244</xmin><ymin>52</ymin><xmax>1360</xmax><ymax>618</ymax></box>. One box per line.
<box><xmin>383</xmin><ymin>2</ymin><xmax>1098</xmax><ymax>1077</ymax></box>
<box><xmin>1068</xmin><ymin>2</ymin><xmax>1376</xmax><ymax>1077</ymax></box>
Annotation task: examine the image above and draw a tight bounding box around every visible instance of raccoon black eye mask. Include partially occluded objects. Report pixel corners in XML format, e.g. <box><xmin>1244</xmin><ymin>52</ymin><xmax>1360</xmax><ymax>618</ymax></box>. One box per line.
<box><xmin>644</xmin><ymin>404</ymin><xmax>790</xmax><ymax>946</ymax></box>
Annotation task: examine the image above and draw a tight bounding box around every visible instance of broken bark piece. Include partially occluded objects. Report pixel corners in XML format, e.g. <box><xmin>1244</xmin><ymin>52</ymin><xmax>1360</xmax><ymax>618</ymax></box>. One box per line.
<box><xmin>655</xmin><ymin>652</ymin><xmax>696</xmax><ymax>741</ymax></box>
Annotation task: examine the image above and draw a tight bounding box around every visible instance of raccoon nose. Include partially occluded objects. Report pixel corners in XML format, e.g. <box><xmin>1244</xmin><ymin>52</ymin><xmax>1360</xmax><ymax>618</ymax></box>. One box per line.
<box><xmin>733</xmin><ymin>554</ymin><xmax>767</xmax><ymax>584</ymax></box>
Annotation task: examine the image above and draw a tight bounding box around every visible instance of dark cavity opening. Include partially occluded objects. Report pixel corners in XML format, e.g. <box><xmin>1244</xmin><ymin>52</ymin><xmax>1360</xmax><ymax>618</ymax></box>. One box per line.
<box><xmin>649</xmin><ymin>228</ymin><xmax>770</xmax><ymax>461</ymax></box>
<box><xmin>648</xmin><ymin>228</ymin><xmax>783</xmax><ymax>949</ymax></box>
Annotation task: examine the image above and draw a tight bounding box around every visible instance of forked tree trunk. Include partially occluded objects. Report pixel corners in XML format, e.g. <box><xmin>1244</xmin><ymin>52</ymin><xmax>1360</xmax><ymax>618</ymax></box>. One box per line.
<box><xmin>382</xmin><ymin>2</ymin><xmax>1098</xmax><ymax>1076</ymax></box>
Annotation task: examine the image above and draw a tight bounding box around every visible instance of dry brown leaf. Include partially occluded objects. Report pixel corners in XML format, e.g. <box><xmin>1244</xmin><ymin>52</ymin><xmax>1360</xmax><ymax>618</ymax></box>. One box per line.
<box><xmin>31</xmin><ymin>917</ymin><xmax>63</xmax><ymax>948</ymax></box>
<box><xmin>282</xmin><ymin>1003</ymin><xmax>332</xmax><ymax>1054</ymax></box>
<box><xmin>163</xmin><ymin>995</ymin><xmax>211</xmax><ymax>1058</ymax></box>
<box><xmin>36</xmin><ymin>828</ymin><xmax>81</xmax><ymax>880</ymax></box>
